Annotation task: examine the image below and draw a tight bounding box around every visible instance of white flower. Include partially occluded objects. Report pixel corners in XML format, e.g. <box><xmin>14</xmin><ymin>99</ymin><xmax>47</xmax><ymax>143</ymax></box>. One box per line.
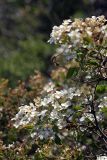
<box><xmin>31</xmin><ymin>132</ymin><xmax>37</xmax><ymax>138</ymax></box>
<box><xmin>61</xmin><ymin>101</ymin><xmax>71</xmax><ymax>109</ymax></box>
<box><xmin>74</xmin><ymin>89</ymin><xmax>81</xmax><ymax>96</ymax></box>
<box><xmin>38</xmin><ymin>128</ymin><xmax>54</xmax><ymax>140</ymax></box>
<box><xmin>41</xmin><ymin>96</ymin><xmax>53</xmax><ymax>106</ymax></box>
<box><xmin>38</xmin><ymin>110</ymin><xmax>47</xmax><ymax>117</ymax></box>
<box><xmin>85</xmin><ymin>75</ymin><xmax>91</xmax><ymax>79</ymax></box>
<box><xmin>97</xmin><ymin>156</ymin><xmax>107</xmax><ymax>160</ymax></box>
<box><xmin>43</xmin><ymin>81</ymin><xmax>55</xmax><ymax>92</ymax></box>
<box><xmin>86</xmin><ymin>30</ymin><xmax>92</xmax><ymax>36</ymax></box>
<box><xmin>6</xmin><ymin>143</ymin><xmax>15</xmax><ymax>149</ymax></box>
<box><xmin>54</xmin><ymin>89</ymin><xmax>67</xmax><ymax>99</ymax></box>
<box><xmin>48</xmin><ymin>19</ymin><xmax>72</xmax><ymax>44</ymax></box>
<box><xmin>79</xmin><ymin>116</ymin><xmax>85</xmax><ymax>122</ymax></box>
<box><xmin>40</xmin><ymin>98</ymin><xmax>47</xmax><ymax>106</ymax></box>
<box><xmin>50</xmin><ymin>110</ymin><xmax>59</xmax><ymax>120</ymax></box>
<box><xmin>68</xmin><ymin>87</ymin><xmax>75</xmax><ymax>94</ymax></box>
<box><xmin>63</xmin><ymin>19</ymin><xmax>72</xmax><ymax>25</ymax></box>
<box><xmin>62</xmin><ymin>131</ymin><xmax>68</xmax><ymax>136</ymax></box>
<box><xmin>52</xmin><ymin>101</ymin><xmax>61</xmax><ymax>110</ymax></box>
<box><xmin>80</xmin><ymin>113</ymin><xmax>94</xmax><ymax>122</ymax></box>
<box><xmin>80</xmin><ymin>112</ymin><xmax>102</xmax><ymax>122</ymax></box>
<box><xmin>57</xmin><ymin>119</ymin><xmax>66</xmax><ymax>129</ymax></box>
<box><xmin>68</xmin><ymin>30</ymin><xmax>81</xmax><ymax>44</ymax></box>
<box><xmin>98</xmin><ymin>96</ymin><xmax>107</xmax><ymax>110</ymax></box>
<box><xmin>12</xmin><ymin>103</ymin><xmax>38</xmax><ymax>128</ymax></box>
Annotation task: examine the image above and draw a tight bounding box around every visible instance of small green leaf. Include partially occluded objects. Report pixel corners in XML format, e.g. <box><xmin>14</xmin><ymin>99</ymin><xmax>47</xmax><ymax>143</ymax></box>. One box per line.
<box><xmin>73</xmin><ymin>105</ymin><xmax>82</xmax><ymax>111</ymax></box>
<box><xmin>66</xmin><ymin>67</ymin><xmax>79</xmax><ymax>79</ymax></box>
<box><xmin>87</xmin><ymin>60</ymin><xmax>99</xmax><ymax>66</ymax></box>
<box><xmin>96</xmin><ymin>84</ymin><xmax>107</xmax><ymax>93</ymax></box>
<box><xmin>101</xmin><ymin>107</ymin><xmax>107</xmax><ymax>114</ymax></box>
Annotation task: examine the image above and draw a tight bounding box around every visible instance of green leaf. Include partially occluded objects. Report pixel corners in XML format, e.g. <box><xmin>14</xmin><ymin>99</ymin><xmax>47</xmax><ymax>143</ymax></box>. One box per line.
<box><xmin>66</xmin><ymin>67</ymin><xmax>79</xmax><ymax>79</ymax></box>
<box><xmin>101</xmin><ymin>107</ymin><xmax>107</xmax><ymax>118</ymax></box>
<box><xmin>87</xmin><ymin>60</ymin><xmax>99</xmax><ymax>66</ymax></box>
<box><xmin>72</xmin><ymin>105</ymin><xmax>82</xmax><ymax>111</ymax></box>
<box><xmin>84</xmin><ymin>36</ymin><xmax>92</xmax><ymax>44</ymax></box>
<box><xmin>96</xmin><ymin>84</ymin><xmax>107</xmax><ymax>93</ymax></box>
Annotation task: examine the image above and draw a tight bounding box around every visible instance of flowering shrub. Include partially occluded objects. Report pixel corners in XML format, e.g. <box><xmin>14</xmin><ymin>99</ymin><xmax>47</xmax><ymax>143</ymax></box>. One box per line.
<box><xmin>8</xmin><ymin>16</ymin><xmax>107</xmax><ymax>159</ymax></box>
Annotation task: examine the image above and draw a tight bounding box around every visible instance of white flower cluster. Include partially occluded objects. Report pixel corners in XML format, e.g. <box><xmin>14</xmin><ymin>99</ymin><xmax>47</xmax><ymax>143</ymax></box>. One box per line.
<box><xmin>12</xmin><ymin>80</ymin><xmax>106</xmax><ymax>141</ymax></box>
<box><xmin>80</xmin><ymin>112</ymin><xmax>102</xmax><ymax>123</ymax></box>
<box><xmin>12</xmin><ymin>81</ymin><xmax>83</xmax><ymax>140</ymax></box>
<box><xmin>49</xmin><ymin>16</ymin><xmax>107</xmax><ymax>66</ymax></box>
<box><xmin>49</xmin><ymin>16</ymin><xmax>107</xmax><ymax>47</ymax></box>
<box><xmin>49</xmin><ymin>20</ymin><xmax>72</xmax><ymax>44</ymax></box>
<box><xmin>98</xmin><ymin>96</ymin><xmax>107</xmax><ymax>109</ymax></box>
<box><xmin>12</xmin><ymin>103</ymin><xmax>38</xmax><ymax>128</ymax></box>
<box><xmin>97</xmin><ymin>156</ymin><xmax>107</xmax><ymax>160</ymax></box>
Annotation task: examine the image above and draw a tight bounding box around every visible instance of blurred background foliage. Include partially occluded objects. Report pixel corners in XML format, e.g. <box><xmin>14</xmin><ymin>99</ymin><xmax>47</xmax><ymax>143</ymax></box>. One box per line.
<box><xmin>0</xmin><ymin>0</ymin><xmax>107</xmax><ymax>86</ymax></box>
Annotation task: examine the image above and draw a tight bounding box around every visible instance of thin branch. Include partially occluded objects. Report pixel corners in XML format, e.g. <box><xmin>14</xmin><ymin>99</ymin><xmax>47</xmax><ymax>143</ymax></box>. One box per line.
<box><xmin>90</xmin><ymin>83</ymin><xmax>107</xmax><ymax>143</ymax></box>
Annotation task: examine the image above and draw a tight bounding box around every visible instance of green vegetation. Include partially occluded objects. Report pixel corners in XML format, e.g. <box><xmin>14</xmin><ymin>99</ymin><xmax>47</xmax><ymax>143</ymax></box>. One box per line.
<box><xmin>0</xmin><ymin>0</ymin><xmax>106</xmax><ymax>85</ymax></box>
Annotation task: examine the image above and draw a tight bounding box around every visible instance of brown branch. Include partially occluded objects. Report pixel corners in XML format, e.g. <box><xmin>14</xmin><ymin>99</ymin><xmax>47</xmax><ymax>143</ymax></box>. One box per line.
<box><xmin>91</xmin><ymin>103</ymin><xmax>107</xmax><ymax>143</ymax></box>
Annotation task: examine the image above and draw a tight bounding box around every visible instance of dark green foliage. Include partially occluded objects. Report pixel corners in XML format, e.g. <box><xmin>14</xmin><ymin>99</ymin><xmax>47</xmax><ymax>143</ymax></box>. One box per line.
<box><xmin>96</xmin><ymin>84</ymin><xmax>107</xmax><ymax>93</ymax></box>
<box><xmin>0</xmin><ymin>38</ymin><xmax>53</xmax><ymax>86</ymax></box>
